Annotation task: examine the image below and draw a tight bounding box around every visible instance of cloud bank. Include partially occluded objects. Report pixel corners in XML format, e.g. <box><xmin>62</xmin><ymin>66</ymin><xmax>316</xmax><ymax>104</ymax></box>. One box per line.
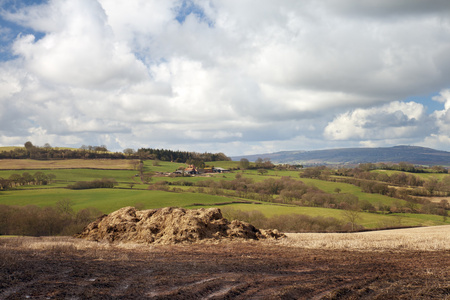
<box><xmin>0</xmin><ymin>0</ymin><xmax>450</xmax><ymax>155</ymax></box>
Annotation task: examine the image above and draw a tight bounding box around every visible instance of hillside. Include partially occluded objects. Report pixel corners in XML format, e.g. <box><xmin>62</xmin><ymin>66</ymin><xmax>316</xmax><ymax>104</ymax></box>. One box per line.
<box><xmin>232</xmin><ymin>145</ymin><xmax>450</xmax><ymax>166</ymax></box>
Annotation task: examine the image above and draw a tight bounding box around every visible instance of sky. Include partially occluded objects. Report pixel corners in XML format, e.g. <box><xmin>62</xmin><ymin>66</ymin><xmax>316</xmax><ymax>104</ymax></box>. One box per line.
<box><xmin>1</xmin><ymin>0</ymin><xmax>450</xmax><ymax>156</ymax></box>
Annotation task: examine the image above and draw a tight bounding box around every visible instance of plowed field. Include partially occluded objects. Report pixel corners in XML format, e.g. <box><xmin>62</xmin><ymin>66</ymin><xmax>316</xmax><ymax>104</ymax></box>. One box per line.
<box><xmin>1</xmin><ymin>236</ymin><xmax>449</xmax><ymax>299</ymax></box>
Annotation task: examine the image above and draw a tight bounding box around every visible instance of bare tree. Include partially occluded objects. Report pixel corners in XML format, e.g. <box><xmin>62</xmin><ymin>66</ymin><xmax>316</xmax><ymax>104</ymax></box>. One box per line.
<box><xmin>424</xmin><ymin>177</ymin><xmax>439</xmax><ymax>195</ymax></box>
<box><xmin>341</xmin><ymin>208</ymin><xmax>361</xmax><ymax>231</ymax></box>
<box><xmin>239</xmin><ymin>158</ymin><xmax>250</xmax><ymax>169</ymax></box>
<box><xmin>123</xmin><ymin>148</ymin><xmax>135</xmax><ymax>156</ymax></box>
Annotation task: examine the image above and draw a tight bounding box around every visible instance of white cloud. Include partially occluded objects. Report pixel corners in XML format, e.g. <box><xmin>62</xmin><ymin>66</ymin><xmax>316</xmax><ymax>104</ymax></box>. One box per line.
<box><xmin>1</xmin><ymin>1</ymin><xmax>450</xmax><ymax>155</ymax></box>
<box><xmin>10</xmin><ymin>0</ymin><xmax>148</xmax><ymax>88</ymax></box>
<box><xmin>427</xmin><ymin>90</ymin><xmax>450</xmax><ymax>149</ymax></box>
<box><xmin>324</xmin><ymin>101</ymin><xmax>433</xmax><ymax>141</ymax></box>
<box><xmin>326</xmin><ymin>0</ymin><xmax>450</xmax><ymax>18</ymax></box>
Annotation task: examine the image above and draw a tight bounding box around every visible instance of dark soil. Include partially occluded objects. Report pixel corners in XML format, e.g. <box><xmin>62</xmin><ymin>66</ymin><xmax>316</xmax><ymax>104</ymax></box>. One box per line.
<box><xmin>0</xmin><ymin>237</ymin><xmax>449</xmax><ymax>299</ymax></box>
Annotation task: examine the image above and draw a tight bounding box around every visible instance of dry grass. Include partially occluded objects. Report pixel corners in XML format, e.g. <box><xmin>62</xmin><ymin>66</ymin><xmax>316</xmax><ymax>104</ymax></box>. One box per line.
<box><xmin>0</xmin><ymin>159</ymin><xmax>136</xmax><ymax>170</ymax></box>
<box><xmin>1</xmin><ymin>236</ymin><xmax>110</xmax><ymax>251</ymax></box>
<box><xmin>278</xmin><ymin>225</ymin><xmax>450</xmax><ymax>251</ymax></box>
<box><xmin>3</xmin><ymin>225</ymin><xmax>449</xmax><ymax>254</ymax></box>
<box><xmin>424</xmin><ymin>196</ymin><xmax>450</xmax><ymax>204</ymax></box>
<box><xmin>0</xmin><ymin>236</ymin><xmax>235</xmax><ymax>254</ymax></box>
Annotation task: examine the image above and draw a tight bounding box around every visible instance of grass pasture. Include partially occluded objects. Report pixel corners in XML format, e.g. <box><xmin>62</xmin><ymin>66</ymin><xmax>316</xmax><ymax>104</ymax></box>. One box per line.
<box><xmin>290</xmin><ymin>177</ymin><xmax>409</xmax><ymax>208</ymax></box>
<box><xmin>217</xmin><ymin>203</ymin><xmax>447</xmax><ymax>228</ymax></box>
<box><xmin>0</xmin><ymin>188</ymin><xmax>233</xmax><ymax>213</ymax></box>
<box><xmin>373</xmin><ymin>169</ymin><xmax>449</xmax><ymax>181</ymax></box>
<box><xmin>142</xmin><ymin>160</ymin><xmax>185</xmax><ymax>173</ymax></box>
<box><xmin>205</xmin><ymin>160</ymin><xmax>241</xmax><ymax>169</ymax></box>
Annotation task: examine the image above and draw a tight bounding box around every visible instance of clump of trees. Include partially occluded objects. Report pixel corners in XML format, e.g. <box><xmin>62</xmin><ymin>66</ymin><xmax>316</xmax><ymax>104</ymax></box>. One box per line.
<box><xmin>0</xmin><ymin>172</ymin><xmax>56</xmax><ymax>190</ymax></box>
<box><xmin>67</xmin><ymin>178</ymin><xmax>117</xmax><ymax>190</ymax></box>
<box><xmin>0</xmin><ymin>200</ymin><xmax>102</xmax><ymax>236</ymax></box>
<box><xmin>237</xmin><ymin>157</ymin><xmax>276</xmax><ymax>170</ymax></box>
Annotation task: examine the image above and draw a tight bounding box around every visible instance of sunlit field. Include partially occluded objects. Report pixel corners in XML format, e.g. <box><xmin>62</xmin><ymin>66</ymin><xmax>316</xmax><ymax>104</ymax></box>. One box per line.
<box><xmin>280</xmin><ymin>225</ymin><xmax>450</xmax><ymax>251</ymax></box>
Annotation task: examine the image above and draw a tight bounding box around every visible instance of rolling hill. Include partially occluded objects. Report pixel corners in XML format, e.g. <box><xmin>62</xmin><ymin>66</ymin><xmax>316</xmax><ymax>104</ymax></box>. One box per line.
<box><xmin>232</xmin><ymin>145</ymin><xmax>450</xmax><ymax>166</ymax></box>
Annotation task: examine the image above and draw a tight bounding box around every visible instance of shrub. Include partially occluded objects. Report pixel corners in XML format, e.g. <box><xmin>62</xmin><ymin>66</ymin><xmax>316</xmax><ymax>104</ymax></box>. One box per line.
<box><xmin>67</xmin><ymin>178</ymin><xmax>117</xmax><ymax>189</ymax></box>
<box><xmin>0</xmin><ymin>204</ymin><xmax>102</xmax><ymax>236</ymax></box>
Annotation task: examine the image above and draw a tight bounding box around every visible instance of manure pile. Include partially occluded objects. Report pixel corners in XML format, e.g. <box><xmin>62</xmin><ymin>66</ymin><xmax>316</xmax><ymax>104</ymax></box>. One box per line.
<box><xmin>76</xmin><ymin>206</ymin><xmax>284</xmax><ymax>244</ymax></box>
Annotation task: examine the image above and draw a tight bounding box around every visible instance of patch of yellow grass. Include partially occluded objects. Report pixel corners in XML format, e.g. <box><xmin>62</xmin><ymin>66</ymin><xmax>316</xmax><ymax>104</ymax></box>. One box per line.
<box><xmin>278</xmin><ymin>225</ymin><xmax>450</xmax><ymax>251</ymax></box>
<box><xmin>0</xmin><ymin>159</ymin><xmax>137</xmax><ymax>170</ymax></box>
<box><xmin>1</xmin><ymin>236</ymin><xmax>107</xmax><ymax>250</ymax></box>
<box><xmin>423</xmin><ymin>196</ymin><xmax>450</xmax><ymax>204</ymax></box>
<box><xmin>2</xmin><ymin>226</ymin><xmax>449</xmax><ymax>253</ymax></box>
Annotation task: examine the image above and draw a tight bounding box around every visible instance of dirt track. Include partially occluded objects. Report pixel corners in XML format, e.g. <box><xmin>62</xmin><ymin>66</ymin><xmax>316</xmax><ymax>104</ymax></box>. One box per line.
<box><xmin>1</xmin><ymin>237</ymin><xmax>449</xmax><ymax>299</ymax></box>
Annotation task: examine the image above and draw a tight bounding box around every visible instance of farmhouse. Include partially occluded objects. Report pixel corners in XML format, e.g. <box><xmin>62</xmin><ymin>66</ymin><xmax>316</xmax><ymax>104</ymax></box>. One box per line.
<box><xmin>213</xmin><ymin>167</ymin><xmax>229</xmax><ymax>173</ymax></box>
<box><xmin>184</xmin><ymin>165</ymin><xmax>197</xmax><ymax>174</ymax></box>
<box><xmin>172</xmin><ymin>165</ymin><xmax>229</xmax><ymax>175</ymax></box>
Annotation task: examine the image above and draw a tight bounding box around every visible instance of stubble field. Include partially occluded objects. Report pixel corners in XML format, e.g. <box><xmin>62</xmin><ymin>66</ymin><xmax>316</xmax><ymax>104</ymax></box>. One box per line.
<box><xmin>1</xmin><ymin>225</ymin><xmax>449</xmax><ymax>299</ymax></box>
<box><xmin>0</xmin><ymin>159</ymin><xmax>136</xmax><ymax>170</ymax></box>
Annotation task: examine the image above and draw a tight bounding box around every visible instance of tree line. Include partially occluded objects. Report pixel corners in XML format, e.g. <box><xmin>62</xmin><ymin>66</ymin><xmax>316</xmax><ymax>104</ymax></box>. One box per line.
<box><xmin>0</xmin><ymin>172</ymin><xmax>56</xmax><ymax>190</ymax></box>
<box><xmin>136</xmin><ymin>148</ymin><xmax>230</xmax><ymax>163</ymax></box>
<box><xmin>357</xmin><ymin>162</ymin><xmax>448</xmax><ymax>173</ymax></box>
<box><xmin>0</xmin><ymin>142</ymin><xmax>231</xmax><ymax>164</ymax></box>
<box><xmin>301</xmin><ymin>165</ymin><xmax>450</xmax><ymax>197</ymax></box>
<box><xmin>0</xmin><ymin>142</ymin><xmax>125</xmax><ymax>160</ymax></box>
<box><xmin>0</xmin><ymin>199</ymin><xmax>102</xmax><ymax>236</ymax></box>
<box><xmin>237</xmin><ymin>158</ymin><xmax>277</xmax><ymax>170</ymax></box>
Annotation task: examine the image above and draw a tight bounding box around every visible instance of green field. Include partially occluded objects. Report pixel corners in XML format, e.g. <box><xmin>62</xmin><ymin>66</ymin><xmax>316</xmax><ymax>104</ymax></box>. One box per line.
<box><xmin>1</xmin><ymin>159</ymin><xmax>448</xmax><ymax>230</ymax></box>
<box><xmin>372</xmin><ymin>169</ymin><xmax>449</xmax><ymax>181</ymax></box>
<box><xmin>216</xmin><ymin>203</ymin><xmax>444</xmax><ymax>228</ymax></box>
<box><xmin>0</xmin><ymin>188</ymin><xmax>233</xmax><ymax>213</ymax></box>
<box><xmin>298</xmin><ymin>177</ymin><xmax>408</xmax><ymax>207</ymax></box>
<box><xmin>0</xmin><ymin>169</ymin><xmax>137</xmax><ymax>183</ymax></box>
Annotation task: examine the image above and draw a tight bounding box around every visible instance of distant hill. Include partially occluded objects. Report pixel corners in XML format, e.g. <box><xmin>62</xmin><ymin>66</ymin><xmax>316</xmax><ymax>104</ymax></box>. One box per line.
<box><xmin>231</xmin><ymin>146</ymin><xmax>450</xmax><ymax>166</ymax></box>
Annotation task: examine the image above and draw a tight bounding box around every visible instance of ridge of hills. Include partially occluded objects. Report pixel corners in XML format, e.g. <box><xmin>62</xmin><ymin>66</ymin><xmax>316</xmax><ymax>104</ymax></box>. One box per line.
<box><xmin>231</xmin><ymin>145</ymin><xmax>450</xmax><ymax>166</ymax></box>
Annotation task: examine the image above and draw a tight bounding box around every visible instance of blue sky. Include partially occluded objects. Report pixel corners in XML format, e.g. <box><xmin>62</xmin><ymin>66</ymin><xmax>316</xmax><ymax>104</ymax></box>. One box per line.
<box><xmin>174</xmin><ymin>0</ymin><xmax>212</xmax><ymax>26</ymax></box>
<box><xmin>1</xmin><ymin>0</ymin><xmax>450</xmax><ymax>156</ymax></box>
<box><xmin>0</xmin><ymin>1</ymin><xmax>43</xmax><ymax>60</ymax></box>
